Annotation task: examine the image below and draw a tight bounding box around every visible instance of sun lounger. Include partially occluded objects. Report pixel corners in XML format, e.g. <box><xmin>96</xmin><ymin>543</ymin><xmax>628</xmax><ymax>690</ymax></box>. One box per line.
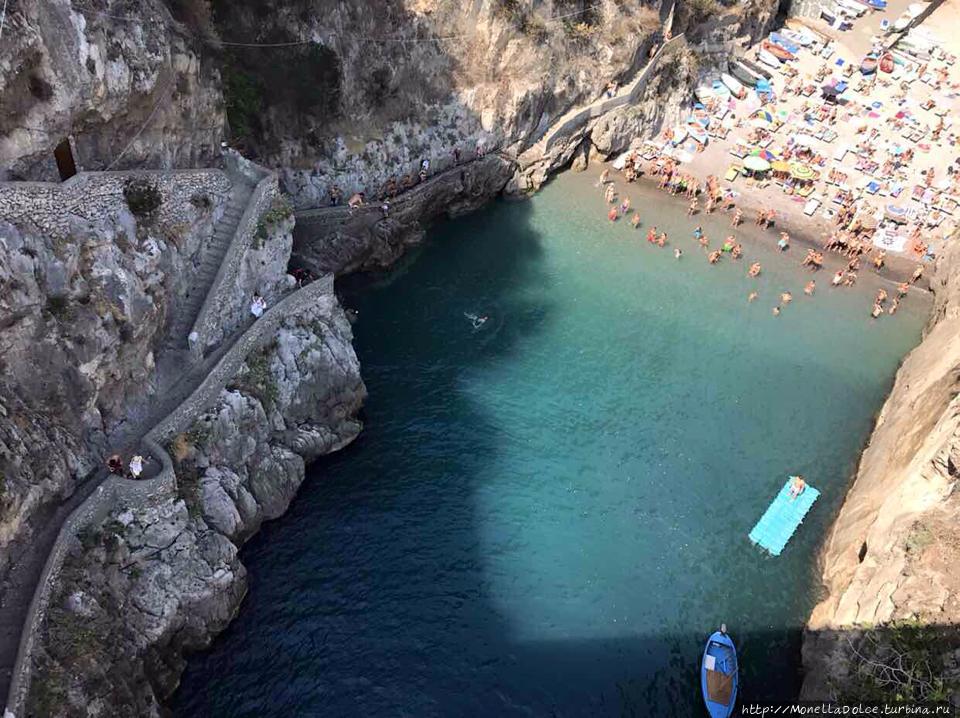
<box><xmin>803</xmin><ymin>198</ymin><xmax>821</xmax><ymax>215</ymax></box>
<box><xmin>724</xmin><ymin>166</ymin><xmax>741</xmax><ymax>182</ymax></box>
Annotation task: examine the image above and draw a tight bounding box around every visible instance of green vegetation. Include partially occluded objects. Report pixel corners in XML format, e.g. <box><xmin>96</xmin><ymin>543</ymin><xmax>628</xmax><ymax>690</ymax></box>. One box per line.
<box><xmin>905</xmin><ymin>521</ymin><xmax>935</xmax><ymax>556</ymax></box>
<box><xmin>219</xmin><ymin>42</ymin><xmax>341</xmax><ymax>147</ymax></box>
<box><xmin>254</xmin><ymin>195</ymin><xmax>294</xmax><ymax>248</ymax></box>
<box><xmin>123</xmin><ymin>178</ymin><xmax>163</xmax><ymax>218</ymax></box>
<box><xmin>687</xmin><ymin>0</ymin><xmax>721</xmax><ymax>23</ymax></box>
<box><xmin>45</xmin><ymin>295</ymin><xmax>71</xmax><ymax>321</ymax></box>
<box><xmin>842</xmin><ymin>621</ymin><xmax>959</xmax><ymax>703</ymax></box>
<box><xmin>229</xmin><ymin>341</ymin><xmax>279</xmax><ymax>411</ymax></box>
<box><xmin>222</xmin><ymin>62</ymin><xmax>263</xmax><ymax>144</ymax></box>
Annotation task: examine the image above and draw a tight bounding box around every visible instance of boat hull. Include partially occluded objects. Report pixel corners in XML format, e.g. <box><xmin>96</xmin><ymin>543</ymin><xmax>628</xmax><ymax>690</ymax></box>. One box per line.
<box><xmin>701</xmin><ymin>631</ymin><xmax>739</xmax><ymax>718</ymax></box>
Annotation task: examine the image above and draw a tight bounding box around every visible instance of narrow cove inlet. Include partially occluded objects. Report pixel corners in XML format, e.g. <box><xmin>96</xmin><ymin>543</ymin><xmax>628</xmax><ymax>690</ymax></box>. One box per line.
<box><xmin>175</xmin><ymin>170</ymin><xmax>927</xmax><ymax>717</ymax></box>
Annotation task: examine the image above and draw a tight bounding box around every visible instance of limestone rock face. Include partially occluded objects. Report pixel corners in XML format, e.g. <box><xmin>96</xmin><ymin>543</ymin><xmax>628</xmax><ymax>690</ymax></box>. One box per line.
<box><xmin>26</xmin><ymin>289</ymin><xmax>366</xmax><ymax>716</ymax></box>
<box><xmin>0</xmin><ymin>0</ymin><xmax>223</xmax><ymax>179</ymax></box>
<box><xmin>802</xmin><ymin>240</ymin><xmax>960</xmax><ymax>701</ymax></box>
<box><xmin>0</xmin><ymin>178</ymin><xmax>226</xmax><ymax>568</ymax></box>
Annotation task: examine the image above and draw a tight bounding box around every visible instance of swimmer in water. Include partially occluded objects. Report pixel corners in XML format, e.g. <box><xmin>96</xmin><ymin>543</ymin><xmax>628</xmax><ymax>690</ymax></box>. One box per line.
<box><xmin>688</xmin><ymin>198</ymin><xmax>698</xmax><ymax>217</ymax></box>
<box><xmin>464</xmin><ymin>312</ymin><xmax>489</xmax><ymax>330</ymax></box>
<box><xmin>708</xmin><ymin>250</ymin><xmax>721</xmax><ymax>264</ymax></box>
<box><xmin>871</xmin><ymin>302</ymin><xmax>883</xmax><ymax>318</ymax></box>
<box><xmin>631</xmin><ymin>212</ymin><xmax>641</xmax><ymax>228</ymax></box>
<box><xmin>657</xmin><ymin>232</ymin><xmax>667</xmax><ymax>247</ymax></box>
<box><xmin>748</xmin><ymin>291</ymin><xmax>759</xmax><ymax>303</ymax></box>
<box><xmin>608</xmin><ymin>207</ymin><xmax>618</xmax><ymax>222</ymax></box>
<box><xmin>832</xmin><ymin>270</ymin><xmax>844</xmax><ymax>286</ymax></box>
<box><xmin>698</xmin><ymin>234</ymin><xmax>709</xmax><ymax>249</ymax></box>
<box><xmin>778</xmin><ymin>232</ymin><xmax>790</xmax><ymax>251</ymax></box>
<box><xmin>748</xmin><ymin>262</ymin><xmax>761</xmax><ymax>278</ymax></box>
<box><xmin>647</xmin><ymin>227</ymin><xmax>657</xmax><ymax>244</ymax></box>
<box><xmin>732</xmin><ymin>208</ymin><xmax>743</xmax><ymax>227</ymax></box>
<box><xmin>773</xmin><ymin>306</ymin><xmax>781</xmax><ymax>316</ymax></box>
<box><xmin>674</xmin><ymin>248</ymin><xmax>683</xmax><ymax>259</ymax></box>
<box><xmin>722</xmin><ymin>236</ymin><xmax>735</xmax><ymax>253</ymax></box>
<box><xmin>804</xmin><ymin>280</ymin><xmax>816</xmax><ymax>295</ymax></box>
<box><xmin>731</xmin><ymin>243</ymin><xmax>743</xmax><ymax>259</ymax></box>
<box><xmin>693</xmin><ymin>226</ymin><xmax>703</xmax><ymax>240</ymax></box>
<box><xmin>780</xmin><ymin>291</ymin><xmax>793</xmax><ymax>304</ymax></box>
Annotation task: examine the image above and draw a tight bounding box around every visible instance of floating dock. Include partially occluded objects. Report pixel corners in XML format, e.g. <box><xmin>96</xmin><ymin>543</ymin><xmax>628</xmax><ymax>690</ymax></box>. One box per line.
<box><xmin>748</xmin><ymin>478</ymin><xmax>820</xmax><ymax>556</ymax></box>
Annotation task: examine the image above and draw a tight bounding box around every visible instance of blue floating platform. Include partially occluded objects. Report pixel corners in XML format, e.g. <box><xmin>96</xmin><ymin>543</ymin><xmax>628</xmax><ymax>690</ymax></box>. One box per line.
<box><xmin>748</xmin><ymin>479</ymin><xmax>820</xmax><ymax>556</ymax></box>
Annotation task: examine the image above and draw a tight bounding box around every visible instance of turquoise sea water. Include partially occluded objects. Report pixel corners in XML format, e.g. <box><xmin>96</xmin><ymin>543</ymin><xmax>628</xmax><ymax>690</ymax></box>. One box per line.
<box><xmin>175</xmin><ymin>171</ymin><xmax>926</xmax><ymax>716</ymax></box>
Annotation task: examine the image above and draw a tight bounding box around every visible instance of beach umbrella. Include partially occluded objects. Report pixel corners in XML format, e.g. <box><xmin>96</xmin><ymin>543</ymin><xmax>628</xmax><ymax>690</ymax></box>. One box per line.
<box><xmin>753</xmin><ymin>109</ymin><xmax>775</xmax><ymax>122</ymax></box>
<box><xmin>743</xmin><ymin>155</ymin><xmax>771</xmax><ymax>172</ymax></box>
<box><xmin>790</xmin><ymin>163</ymin><xmax>817</xmax><ymax>180</ymax></box>
<box><xmin>751</xmin><ymin>148</ymin><xmax>777</xmax><ymax>161</ymax></box>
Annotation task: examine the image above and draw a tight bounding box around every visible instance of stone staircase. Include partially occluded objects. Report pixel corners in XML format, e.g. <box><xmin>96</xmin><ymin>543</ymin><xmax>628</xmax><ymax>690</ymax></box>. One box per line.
<box><xmin>165</xmin><ymin>178</ymin><xmax>254</xmax><ymax>351</ymax></box>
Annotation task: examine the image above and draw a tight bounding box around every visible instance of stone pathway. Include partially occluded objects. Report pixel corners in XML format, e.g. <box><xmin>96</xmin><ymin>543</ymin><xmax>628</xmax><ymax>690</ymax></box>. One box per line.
<box><xmin>165</xmin><ymin>178</ymin><xmax>255</xmax><ymax>351</ymax></box>
<box><xmin>0</xmin><ymin>170</ymin><xmax>257</xmax><ymax>710</ymax></box>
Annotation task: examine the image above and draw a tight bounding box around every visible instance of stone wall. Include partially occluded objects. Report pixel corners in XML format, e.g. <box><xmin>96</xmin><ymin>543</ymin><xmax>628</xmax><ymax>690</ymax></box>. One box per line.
<box><xmin>0</xmin><ymin>170</ymin><xmax>231</xmax><ymax>241</ymax></box>
<box><xmin>189</xmin><ymin>166</ymin><xmax>289</xmax><ymax>357</ymax></box>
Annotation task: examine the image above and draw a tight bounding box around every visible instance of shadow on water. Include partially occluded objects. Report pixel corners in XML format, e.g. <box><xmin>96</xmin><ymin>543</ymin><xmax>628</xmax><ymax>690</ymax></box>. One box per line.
<box><xmin>172</xmin><ymin>182</ymin><xmax>933</xmax><ymax>716</ymax></box>
<box><xmin>174</xmin><ymin>198</ymin><xmax>577</xmax><ymax>716</ymax></box>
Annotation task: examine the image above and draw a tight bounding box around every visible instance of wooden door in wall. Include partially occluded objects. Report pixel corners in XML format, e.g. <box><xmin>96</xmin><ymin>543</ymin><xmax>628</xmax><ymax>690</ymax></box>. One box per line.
<box><xmin>54</xmin><ymin>138</ymin><xmax>77</xmax><ymax>181</ymax></box>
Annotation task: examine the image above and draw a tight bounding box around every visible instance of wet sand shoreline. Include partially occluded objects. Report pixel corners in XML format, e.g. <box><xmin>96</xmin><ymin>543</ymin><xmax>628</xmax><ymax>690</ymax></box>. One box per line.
<box><xmin>597</xmin><ymin>165</ymin><xmax>932</xmax><ymax>293</ymax></box>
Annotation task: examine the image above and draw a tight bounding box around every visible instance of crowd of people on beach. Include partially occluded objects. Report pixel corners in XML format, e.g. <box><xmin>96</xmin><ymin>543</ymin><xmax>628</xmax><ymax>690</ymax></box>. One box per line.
<box><xmin>597</xmin><ymin>151</ymin><xmax>924</xmax><ymax>319</ymax></box>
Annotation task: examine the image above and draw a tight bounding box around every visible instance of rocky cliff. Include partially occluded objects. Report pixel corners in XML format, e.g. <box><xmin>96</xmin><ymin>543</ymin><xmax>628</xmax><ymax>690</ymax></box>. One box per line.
<box><xmin>24</xmin><ymin>290</ymin><xmax>365</xmax><ymax>717</ymax></box>
<box><xmin>802</xmin><ymin>240</ymin><xmax>960</xmax><ymax>703</ymax></box>
<box><xmin>0</xmin><ymin>170</ymin><xmax>230</xmax><ymax>573</ymax></box>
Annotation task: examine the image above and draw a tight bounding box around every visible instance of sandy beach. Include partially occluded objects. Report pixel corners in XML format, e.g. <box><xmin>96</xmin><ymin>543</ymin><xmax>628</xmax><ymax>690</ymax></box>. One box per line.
<box><xmin>601</xmin><ymin>0</ymin><xmax>960</xmax><ymax>294</ymax></box>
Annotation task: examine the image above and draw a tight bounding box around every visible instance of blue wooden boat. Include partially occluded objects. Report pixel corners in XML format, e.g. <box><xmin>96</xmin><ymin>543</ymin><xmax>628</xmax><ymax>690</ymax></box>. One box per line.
<box><xmin>701</xmin><ymin>627</ymin><xmax>738</xmax><ymax>718</ymax></box>
<box><xmin>769</xmin><ymin>32</ymin><xmax>800</xmax><ymax>54</ymax></box>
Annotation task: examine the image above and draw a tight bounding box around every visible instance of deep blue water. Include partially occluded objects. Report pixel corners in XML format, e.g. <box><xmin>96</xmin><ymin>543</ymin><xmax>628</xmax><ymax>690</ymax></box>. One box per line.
<box><xmin>175</xmin><ymin>171</ymin><xmax>926</xmax><ymax>717</ymax></box>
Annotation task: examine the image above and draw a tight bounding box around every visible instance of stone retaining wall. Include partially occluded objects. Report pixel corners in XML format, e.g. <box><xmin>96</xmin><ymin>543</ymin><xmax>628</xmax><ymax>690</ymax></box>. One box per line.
<box><xmin>190</xmin><ymin>161</ymin><xmax>279</xmax><ymax>358</ymax></box>
<box><xmin>0</xmin><ymin>170</ymin><xmax>231</xmax><ymax>240</ymax></box>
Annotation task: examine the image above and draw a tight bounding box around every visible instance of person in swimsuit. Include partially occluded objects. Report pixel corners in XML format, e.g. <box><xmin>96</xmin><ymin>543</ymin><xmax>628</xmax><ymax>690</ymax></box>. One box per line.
<box><xmin>748</xmin><ymin>262</ymin><xmax>761</xmax><ymax>278</ymax></box>
<box><xmin>788</xmin><ymin>475</ymin><xmax>806</xmax><ymax>500</ymax></box>
<box><xmin>648</xmin><ymin>227</ymin><xmax>657</xmax><ymax>243</ymax></box>
<box><xmin>675</xmin><ymin>248</ymin><xmax>683</xmax><ymax>259</ymax></box>
<box><xmin>748</xmin><ymin>291</ymin><xmax>759</xmax><ymax>303</ymax></box>
<box><xmin>608</xmin><ymin>208</ymin><xmax>618</xmax><ymax>222</ymax></box>
<box><xmin>631</xmin><ymin>212</ymin><xmax>642</xmax><ymax>228</ymax></box>
<box><xmin>688</xmin><ymin>198</ymin><xmax>698</xmax><ymax>217</ymax></box>
<box><xmin>693</xmin><ymin>226</ymin><xmax>703</xmax><ymax>240</ymax></box>
<box><xmin>732</xmin><ymin>208</ymin><xmax>743</xmax><ymax>227</ymax></box>
<box><xmin>804</xmin><ymin>280</ymin><xmax>816</xmax><ymax>295</ymax></box>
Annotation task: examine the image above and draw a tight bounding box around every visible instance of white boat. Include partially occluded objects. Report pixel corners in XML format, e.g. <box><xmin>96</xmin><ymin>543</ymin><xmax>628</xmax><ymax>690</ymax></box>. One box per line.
<box><xmin>695</xmin><ymin>85</ymin><xmax>716</xmax><ymax>102</ymax></box>
<box><xmin>780</xmin><ymin>28</ymin><xmax>813</xmax><ymax>46</ymax></box>
<box><xmin>758</xmin><ymin>49</ymin><xmax>782</xmax><ymax>68</ymax></box>
<box><xmin>721</xmin><ymin>73</ymin><xmax>747</xmax><ymax>99</ymax></box>
<box><xmin>835</xmin><ymin>0</ymin><xmax>866</xmax><ymax>16</ymax></box>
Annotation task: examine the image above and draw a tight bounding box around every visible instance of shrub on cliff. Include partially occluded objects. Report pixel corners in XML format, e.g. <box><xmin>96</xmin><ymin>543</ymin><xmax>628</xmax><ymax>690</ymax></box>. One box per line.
<box><xmin>123</xmin><ymin>179</ymin><xmax>163</xmax><ymax>218</ymax></box>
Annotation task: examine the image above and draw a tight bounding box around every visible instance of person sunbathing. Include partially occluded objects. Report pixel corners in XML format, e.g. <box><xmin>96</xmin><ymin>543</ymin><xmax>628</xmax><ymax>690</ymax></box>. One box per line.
<box><xmin>788</xmin><ymin>475</ymin><xmax>806</xmax><ymax>500</ymax></box>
